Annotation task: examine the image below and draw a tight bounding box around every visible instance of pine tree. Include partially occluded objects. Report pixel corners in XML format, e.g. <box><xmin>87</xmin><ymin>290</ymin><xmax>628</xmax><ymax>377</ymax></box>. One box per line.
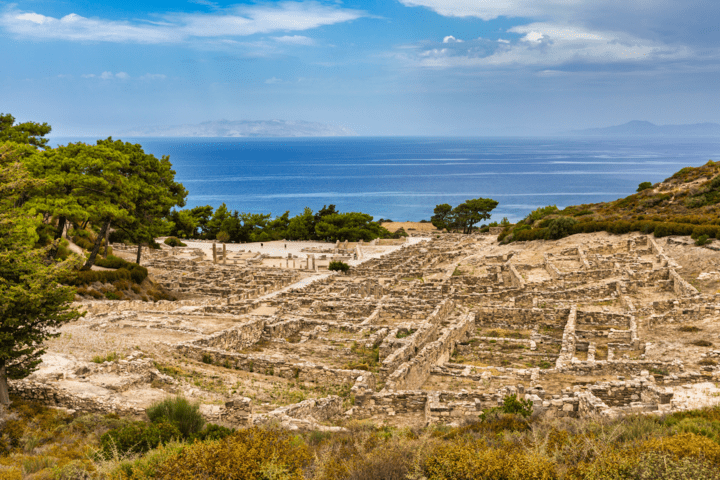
<box><xmin>0</xmin><ymin>144</ymin><xmax>82</xmax><ymax>403</ymax></box>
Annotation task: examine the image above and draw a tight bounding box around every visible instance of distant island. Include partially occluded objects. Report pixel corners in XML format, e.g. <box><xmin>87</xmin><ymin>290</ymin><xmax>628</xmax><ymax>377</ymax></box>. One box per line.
<box><xmin>120</xmin><ymin>119</ymin><xmax>357</xmax><ymax>137</ymax></box>
<box><xmin>569</xmin><ymin>120</ymin><xmax>720</xmax><ymax>137</ymax></box>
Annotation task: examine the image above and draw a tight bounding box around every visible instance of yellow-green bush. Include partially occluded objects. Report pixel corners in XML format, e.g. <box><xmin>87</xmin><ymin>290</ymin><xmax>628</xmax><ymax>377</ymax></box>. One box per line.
<box><xmin>421</xmin><ymin>439</ymin><xmax>557</xmax><ymax>480</ymax></box>
<box><xmin>154</xmin><ymin>426</ymin><xmax>311</xmax><ymax>480</ymax></box>
<box><xmin>643</xmin><ymin>432</ymin><xmax>720</xmax><ymax>464</ymax></box>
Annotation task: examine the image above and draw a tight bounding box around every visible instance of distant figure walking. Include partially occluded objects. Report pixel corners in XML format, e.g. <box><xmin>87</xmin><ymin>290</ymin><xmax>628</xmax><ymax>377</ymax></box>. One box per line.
<box><xmin>261</xmin><ymin>243</ymin><xmax>263</xmax><ymax>248</ymax></box>
<box><xmin>285</xmin><ymin>244</ymin><xmax>287</xmax><ymax>249</ymax></box>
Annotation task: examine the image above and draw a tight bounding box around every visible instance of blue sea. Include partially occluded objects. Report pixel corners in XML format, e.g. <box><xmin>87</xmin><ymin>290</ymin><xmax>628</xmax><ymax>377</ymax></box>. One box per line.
<box><xmin>50</xmin><ymin>137</ymin><xmax>720</xmax><ymax>223</ymax></box>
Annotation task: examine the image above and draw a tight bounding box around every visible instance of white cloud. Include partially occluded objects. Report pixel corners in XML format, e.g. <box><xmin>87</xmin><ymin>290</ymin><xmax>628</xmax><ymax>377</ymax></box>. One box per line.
<box><xmin>272</xmin><ymin>35</ymin><xmax>315</xmax><ymax>45</ymax></box>
<box><xmin>497</xmin><ymin>39</ymin><xmax>510</xmax><ymax>44</ymax></box>
<box><xmin>442</xmin><ymin>35</ymin><xmax>462</xmax><ymax>43</ymax></box>
<box><xmin>0</xmin><ymin>2</ymin><xmax>364</xmax><ymax>44</ymax></box>
<box><xmin>140</xmin><ymin>73</ymin><xmax>167</xmax><ymax>80</ymax></box>
<box><xmin>404</xmin><ymin>23</ymin><xmax>692</xmax><ymax>69</ymax></box>
<box><xmin>398</xmin><ymin>0</ymin><xmax>582</xmax><ymax>21</ymax></box>
<box><xmin>82</xmin><ymin>71</ymin><xmax>132</xmax><ymax>79</ymax></box>
<box><xmin>188</xmin><ymin>0</ymin><xmax>219</xmax><ymax>7</ymax></box>
<box><xmin>522</xmin><ymin>31</ymin><xmax>543</xmax><ymax>43</ymax></box>
<box><xmin>265</xmin><ymin>77</ymin><xmax>284</xmax><ymax>84</ymax></box>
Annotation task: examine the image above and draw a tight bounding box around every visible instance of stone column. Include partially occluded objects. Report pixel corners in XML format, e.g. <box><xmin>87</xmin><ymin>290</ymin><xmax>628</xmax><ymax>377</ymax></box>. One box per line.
<box><xmin>223</xmin><ymin>243</ymin><xmax>227</xmax><ymax>265</ymax></box>
<box><xmin>213</xmin><ymin>243</ymin><xmax>217</xmax><ymax>264</ymax></box>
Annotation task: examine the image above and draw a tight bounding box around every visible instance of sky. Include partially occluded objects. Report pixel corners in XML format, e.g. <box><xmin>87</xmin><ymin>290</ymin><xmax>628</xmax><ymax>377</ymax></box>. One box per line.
<box><xmin>1</xmin><ymin>0</ymin><xmax>719</xmax><ymax>136</ymax></box>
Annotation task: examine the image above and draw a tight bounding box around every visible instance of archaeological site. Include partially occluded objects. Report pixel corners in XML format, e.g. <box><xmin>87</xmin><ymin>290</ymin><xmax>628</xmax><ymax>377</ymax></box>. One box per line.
<box><xmin>14</xmin><ymin>229</ymin><xmax>720</xmax><ymax>431</ymax></box>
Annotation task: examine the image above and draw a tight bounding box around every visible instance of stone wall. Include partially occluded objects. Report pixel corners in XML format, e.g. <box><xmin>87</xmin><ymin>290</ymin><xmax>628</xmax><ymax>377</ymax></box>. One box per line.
<box><xmin>176</xmin><ymin>343</ymin><xmax>375</xmax><ymax>389</ymax></box>
<box><xmin>379</xmin><ymin>299</ymin><xmax>455</xmax><ymax>378</ymax></box>
<box><xmin>669</xmin><ymin>269</ymin><xmax>699</xmax><ymax>297</ymax></box>
<box><xmin>555</xmin><ymin>306</ymin><xmax>577</xmax><ymax>368</ymax></box>
<box><xmin>191</xmin><ymin>318</ymin><xmax>265</xmax><ymax>350</ymax></box>
<box><xmin>384</xmin><ymin>312</ymin><xmax>475</xmax><ymax>391</ymax></box>
<box><xmin>9</xmin><ymin>380</ymin><xmax>145</xmax><ymax>416</ymax></box>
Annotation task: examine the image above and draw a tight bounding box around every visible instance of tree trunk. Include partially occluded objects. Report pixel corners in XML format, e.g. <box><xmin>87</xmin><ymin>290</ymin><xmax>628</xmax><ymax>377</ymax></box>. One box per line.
<box><xmin>103</xmin><ymin>221</ymin><xmax>111</xmax><ymax>259</ymax></box>
<box><xmin>81</xmin><ymin>219</ymin><xmax>89</xmax><ymax>229</ymax></box>
<box><xmin>49</xmin><ymin>216</ymin><xmax>67</xmax><ymax>259</ymax></box>
<box><xmin>0</xmin><ymin>360</ymin><xmax>10</xmax><ymax>405</ymax></box>
<box><xmin>83</xmin><ymin>219</ymin><xmax>111</xmax><ymax>269</ymax></box>
<box><xmin>136</xmin><ymin>244</ymin><xmax>142</xmax><ymax>265</ymax></box>
<box><xmin>55</xmin><ymin>216</ymin><xmax>67</xmax><ymax>240</ymax></box>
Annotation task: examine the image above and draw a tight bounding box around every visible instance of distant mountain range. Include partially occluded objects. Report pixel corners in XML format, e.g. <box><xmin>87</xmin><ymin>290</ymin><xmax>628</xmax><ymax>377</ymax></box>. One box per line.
<box><xmin>570</xmin><ymin>121</ymin><xmax>720</xmax><ymax>137</ymax></box>
<box><xmin>120</xmin><ymin>120</ymin><xmax>356</xmax><ymax>137</ymax></box>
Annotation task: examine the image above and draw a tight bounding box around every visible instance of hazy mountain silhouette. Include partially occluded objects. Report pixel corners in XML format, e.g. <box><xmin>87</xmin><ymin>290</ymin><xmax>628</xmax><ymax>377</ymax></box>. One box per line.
<box><xmin>569</xmin><ymin>121</ymin><xmax>720</xmax><ymax>137</ymax></box>
<box><xmin>121</xmin><ymin>119</ymin><xmax>356</xmax><ymax>137</ymax></box>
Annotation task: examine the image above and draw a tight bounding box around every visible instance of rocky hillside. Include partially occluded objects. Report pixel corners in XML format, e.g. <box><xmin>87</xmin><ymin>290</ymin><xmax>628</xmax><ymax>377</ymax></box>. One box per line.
<box><xmin>500</xmin><ymin>160</ymin><xmax>720</xmax><ymax>243</ymax></box>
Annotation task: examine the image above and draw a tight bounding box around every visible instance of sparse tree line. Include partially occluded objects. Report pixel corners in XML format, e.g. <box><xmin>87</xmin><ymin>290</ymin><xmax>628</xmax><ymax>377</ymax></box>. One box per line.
<box><xmin>165</xmin><ymin>203</ymin><xmax>407</xmax><ymax>243</ymax></box>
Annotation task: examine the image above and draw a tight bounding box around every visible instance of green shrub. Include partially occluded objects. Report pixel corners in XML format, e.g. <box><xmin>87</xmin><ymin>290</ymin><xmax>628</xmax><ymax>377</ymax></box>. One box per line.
<box><xmin>146</xmin><ymin>396</ymin><xmax>205</xmax><ymax>439</ymax></box>
<box><xmin>391</xmin><ymin>227</ymin><xmax>408</xmax><ymax>238</ymax></box>
<box><xmin>685</xmin><ymin>195</ymin><xmax>708</xmax><ymax>208</ymax></box>
<box><xmin>514</xmin><ymin>227</ymin><xmax>548</xmax><ymax>242</ymax></box>
<box><xmin>692</xmin><ymin>225</ymin><xmax>720</xmax><ymax>239</ymax></box>
<box><xmin>164</xmin><ymin>236</ymin><xmax>187</xmax><ymax>247</ymax></box>
<box><xmin>216</xmin><ymin>231</ymin><xmax>231</xmax><ymax>243</ymax></box>
<box><xmin>696</xmin><ymin>235</ymin><xmax>712</xmax><ymax>246</ymax></box>
<box><xmin>329</xmin><ymin>261</ymin><xmax>350</xmax><ymax>273</ymax></box>
<box><xmin>189</xmin><ymin>423</ymin><xmax>235</xmax><ymax>442</ymax></box>
<box><xmin>73</xmin><ymin>237</ymin><xmax>94</xmax><ymax>250</ymax></box>
<box><xmin>545</xmin><ymin>216</ymin><xmax>578</xmax><ymax>240</ymax></box>
<box><xmin>95</xmin><ymin>255</ymin><xmax>128</xmax><ymax>269</ymax></box>
<box><xmin>525</xmin><ymin>205</ymin><xmax>559</xmax><ymax>223</ymax></box>
<box><xmin>480</xmin><ymin>393</ymin><xmax>533</xmax><ymax>421</ymax></box>
<box><xmin>637</xmin><ymin>181</ymin><xmax>653</xmax><ymax>192</ymax></box>
<box><xmin>104</xmin><ymin>290</ymin><xmax>121</xmax><ymax>300</ymax></box>
<box><xmin>55</xmin><ymin>238</ymin><xmax>71</xmax><ymax>261</ymax></box>
<box><xmin>99</xmin><ymin>421</ymin><xmax>181</xmax><ymax>458</ymax></box>
<box><xmin>68</xmin><ymin>258</ymin><xmax>148</xmax><ymax>286</ymax></box>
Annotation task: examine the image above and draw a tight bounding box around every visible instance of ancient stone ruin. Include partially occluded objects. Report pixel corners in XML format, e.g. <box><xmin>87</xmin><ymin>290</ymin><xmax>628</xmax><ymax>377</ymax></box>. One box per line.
<box><xmin>13</xmin><ymin>232</ymin><xmax>720</xmax><ymax>429</ymax></box>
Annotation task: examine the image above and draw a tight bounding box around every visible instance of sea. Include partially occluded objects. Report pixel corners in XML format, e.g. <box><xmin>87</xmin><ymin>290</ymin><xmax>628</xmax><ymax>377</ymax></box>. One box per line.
<box><xmin>50</xmin><ymin>136</ymin><xmax>720</xmax><ymax>223</ymax></box>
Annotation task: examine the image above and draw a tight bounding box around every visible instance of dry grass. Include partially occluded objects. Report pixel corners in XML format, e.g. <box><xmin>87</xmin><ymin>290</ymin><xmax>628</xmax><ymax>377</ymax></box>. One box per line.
<box><xmin>381</xmin><ymin>222</ymin><xmax>438</xmax><ymax>233</ymax></box>
<box><xmin>6</xmin><ymin>398</ymin><xmax>720</xmax><ymax>480</ymax></box>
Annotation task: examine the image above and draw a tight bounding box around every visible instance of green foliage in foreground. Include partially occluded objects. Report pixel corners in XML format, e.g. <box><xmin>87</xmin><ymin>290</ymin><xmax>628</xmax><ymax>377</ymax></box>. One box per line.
<box><xmin>0</xmin><ymin>145</ymin><xmax>82</xmax><ymax>403</ymax></box>
<box><xmin>7</xmin><ymin>397</ymin><xmax>720</xmax><ymax>479</ymax></box>
<box><xmin>0</xmin><ymin>113</ymin><xmax>51</xmax><ymax>149</ymax></box>
<box><xmin>145</xmin><ymin>396</ymin><xmax>205</xmax><ymax>439</ymax></box>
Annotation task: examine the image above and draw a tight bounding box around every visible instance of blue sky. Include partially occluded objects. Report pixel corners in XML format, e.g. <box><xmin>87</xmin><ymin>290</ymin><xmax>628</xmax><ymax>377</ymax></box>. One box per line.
<box><xmin>2</xmin><ymin>0</ymin><xmax>719</xmax><ymax>136</ymax></box>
